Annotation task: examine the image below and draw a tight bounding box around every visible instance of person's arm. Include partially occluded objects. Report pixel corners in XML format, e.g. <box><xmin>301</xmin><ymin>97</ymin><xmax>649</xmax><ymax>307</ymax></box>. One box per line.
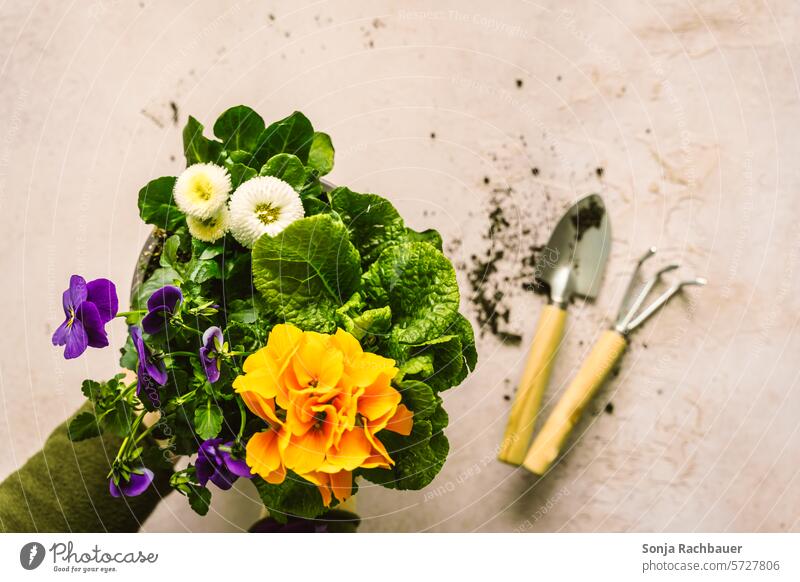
<box><xmin>0</xmin><ymin>403</ymin><xmax>171</xmax><ymax>532</ymax></box>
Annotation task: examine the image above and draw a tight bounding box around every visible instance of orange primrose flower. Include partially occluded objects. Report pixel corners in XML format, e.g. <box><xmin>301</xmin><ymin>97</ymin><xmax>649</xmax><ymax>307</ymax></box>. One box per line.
<box><xmin>232</xmin><ymin>323</ymin><xmax>413</xmax><ymax>506</ymax></box>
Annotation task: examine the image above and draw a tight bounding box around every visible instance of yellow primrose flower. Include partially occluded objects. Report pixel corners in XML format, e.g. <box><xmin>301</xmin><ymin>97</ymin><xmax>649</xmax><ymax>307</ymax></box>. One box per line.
<box><xmin>233</xmin><ymin>323</ymin><xmax>413</xmax><ymax>505</ymax></box>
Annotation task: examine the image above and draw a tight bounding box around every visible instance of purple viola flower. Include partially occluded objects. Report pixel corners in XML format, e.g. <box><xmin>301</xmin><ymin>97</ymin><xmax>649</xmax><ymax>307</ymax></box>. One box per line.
<box><xmin>52</xmin><ymin>275</ymin><xmax>118</xmax><ymax>359</ymax></box>
<box><xmin>199</xmin><ymin>326</ymin><xmax>224</xmax><ymax>383</ymax></box>
<box><xmin>195</xmin><ymin>438</ymin><xmax>252</xmax><ymax>490</ymax></box>
<box><xmin>109</xmin><ymin>468</ymin><xmax>154</xmax><ymax>498</ymax></box>
<box><xmin>130</xmin><ymin>326</ymin><xmax>167</xmax><ymax>408</ymax></box>
<box><xmin>141</xmin><ymin>285</ymin><xmax>183</xmax><ymax>334</ymax></box>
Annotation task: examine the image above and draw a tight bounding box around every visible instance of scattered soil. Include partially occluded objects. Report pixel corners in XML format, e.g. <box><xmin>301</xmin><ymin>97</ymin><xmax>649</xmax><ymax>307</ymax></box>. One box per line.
<box><xmin>604</xmin><ymin>402</ymin><xmax>614</xmax><ymax>414</ymax></box>
<box><xmin>170</xmin><ymin>101</ymin><xmax>179</xmax><ymax>125</ymax></box>
<box><xmin>570</xmin><ymin>196</ymin><xmax>605</xmax><ymax>241</ymax></box>
<box><xmin>458</xmin><ymin>140</ymin><xmax>607</xmax><ymax>347</ymax></box>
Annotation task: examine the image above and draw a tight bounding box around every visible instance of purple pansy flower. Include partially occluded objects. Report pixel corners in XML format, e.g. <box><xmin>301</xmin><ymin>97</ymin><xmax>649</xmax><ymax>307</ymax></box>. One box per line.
<box><xmin>109</xmin><ymin>468</ymin><xmax>154</xmax><ymax>498</ymax></box>
<box><xmin>130</xmin><ymin>326</ymin><xmax>167</xmax><ymax>408</ymax></box>
<box><xmin>52</xmin><ymin>275</ymin><xmax>118</xmax><ymax>359</ymax></box>
<box><xmin>195</xmin><ymin>438</ymin><xmax>252</xmax><ymax>490</ymax></box>
<box><xmin>141</xmin><ymin>285</ymin><xmax>183</xmax><ymax>334</ymax></box>
<box><xmin>199</xmin><ymin>326</ymin><xmax>224</xmax><ymax>383</ymax></box>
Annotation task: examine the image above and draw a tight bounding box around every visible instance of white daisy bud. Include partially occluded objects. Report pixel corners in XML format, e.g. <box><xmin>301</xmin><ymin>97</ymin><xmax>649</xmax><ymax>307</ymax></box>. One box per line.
<box><xmin>186</xmin><ymin>206</ymin><xmax>229</xmax><ymax>243</ymax></box>
<box><xmin>173</xmin><ymin>163</ymin><xmax>232</xmax><ymax>220</ymax></box>
<box><xmin>228</xmin><ymin>176</ymin><xmax>305</xmax><ymax>248</ymax></box>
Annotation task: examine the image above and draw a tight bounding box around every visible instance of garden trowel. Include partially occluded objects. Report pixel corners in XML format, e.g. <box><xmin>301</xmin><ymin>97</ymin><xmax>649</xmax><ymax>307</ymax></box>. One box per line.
<box><xmin>498</xmin><ymin>194</ymin><xmax>610</xmax><ymax>465</ymax></box>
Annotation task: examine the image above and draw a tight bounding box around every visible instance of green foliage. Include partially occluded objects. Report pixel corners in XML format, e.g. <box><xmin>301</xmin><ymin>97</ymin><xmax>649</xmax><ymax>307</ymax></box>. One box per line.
<box><xmin>328</xmin><ymin>186</ymin><xmax>409</xmax><ymax>267</ymax></box>
<box><xmin>67</xmin><ymin>411</ymin><xmax>102</xmax><ymax>441</ymax></box>
<box><xmin>362</xmin><ymin>242</ymin><xmax>460</xmax><ymax>345</ymax></box>
<box><xmin>252</xmin><ymin>214</ymin><xmax>361</xmax><ymax>332</ymax></box>
<box><xmin>194</xmin><ymin>402</ymin><xmax>223</xmax><ymax>440</ymax></box>
<box><xmin>253</xmin><ymin>111</ymin><xmax>315</xmax><ymax>165</ymax></box>
<box><xmin>183</xmin><ymin>116</ymin><xmax>223</xmax><ymax>165</ymax></box>
<box><xmin>260</xmin><ymin>153</ymin><xmax>307</xmax><ymax>190</ymax></box>
<box><xmin>308</xmin><ymin>132</ymin><xmax>334</xmax><ymax>175</ymax></box>
<box><xmin>252</xmin><ymin>472</ymin><xmax>327</xmax><ymax>523</ymax></box>
<box><xmin>360</xmin><ymin>420</ymin><xmax>449</xmax><ymax>490</ymax></box>
<box><xmin>170</xmin><ymin>468</ymin><xmax>212</xmax><ymax>516</ymax></box>
<box><xmin>213</xmin><ymin>105</ymin><xmax>265</xmax><ymax>152</ymax></box>
<box><xmin>226</xmin><ymin>162</ymin><xmax>257</xmax><ymax>189</ymax></box>
<box><xmin>137</xmin><ymin>176</ymin><xmax>183</xmax><ymax>231</ymax></box>
<box><xmin>117</xmin><ymin>107</ymin><xmax>479</xmax><ymax>521</ymax></box>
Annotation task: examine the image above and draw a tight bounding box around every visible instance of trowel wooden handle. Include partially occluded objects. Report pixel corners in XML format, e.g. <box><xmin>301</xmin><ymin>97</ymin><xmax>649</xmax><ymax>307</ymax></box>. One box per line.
<box><xmin>498</xmin><ymin>304</ymin><xmax>567</xmax><ymax>465</ymax></box>
<box><xmin>523</xmin><ymin>329</ymin><xmax>627</xmax><ymax>475</ymax></box>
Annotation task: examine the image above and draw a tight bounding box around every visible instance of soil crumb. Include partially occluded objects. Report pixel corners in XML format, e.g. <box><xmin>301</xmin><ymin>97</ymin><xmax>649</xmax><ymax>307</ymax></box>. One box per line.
<box><xmin>571</xmin><ymin>197</ymin><xmax>605</xmax><ymax>241</ymax></box>
<box><xmin>169</xmin><ymin>101</ymin><xmax>179</xmax><ymax>125</ymax></box>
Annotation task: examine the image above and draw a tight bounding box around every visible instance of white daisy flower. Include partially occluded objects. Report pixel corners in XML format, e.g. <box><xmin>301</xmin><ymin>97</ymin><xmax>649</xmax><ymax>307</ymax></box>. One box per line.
<box><xmin>228</xmin><ymin>176</ymin><xmax>304</xmax><ymax>248</ymax></box>
<box><xmin>173</xmin><ymin>163</ymin><xmax>232</xmax><ymax>220</ymax></box>
<box><xmin>186</xmin><ymin>206</ymin><xmax>229</xmax><ymax>243</ymax></box>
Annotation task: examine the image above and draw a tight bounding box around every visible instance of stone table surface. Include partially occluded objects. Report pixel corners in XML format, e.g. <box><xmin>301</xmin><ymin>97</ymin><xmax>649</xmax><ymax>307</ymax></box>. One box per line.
<box><xmin>1</xmin><ymin>0</ymin><xmax>798</xmax><ymax>532</ymax></box>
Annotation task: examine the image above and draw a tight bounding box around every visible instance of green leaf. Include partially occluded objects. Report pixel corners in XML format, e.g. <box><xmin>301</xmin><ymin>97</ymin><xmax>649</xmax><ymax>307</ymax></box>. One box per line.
<box><xmin>334</xmin><ymin>293</ymin><xmax>391</xmax><ymax>342</ymax></box>
<box><xmin>252</xmin><ymin>214</ymin><xmax>361</xmax><ymax>332</ymax></box>
<box><xmin>396</xmin><ymin>380</ymin><xmax>437</xmax><ymax>420</ymax></box>
<box><xmin>102</xmin><ymin>400</ymin><xmax>134</xmax><ymax>438</ymax></box>
<box><xmin>195</xmin><ymin>239</ymin><xmax>224</xmax><ymax>260</ymax></box>
<box><xmin>252</xmin><ymin>472</ymin><xmax>326</xmax><ymax>523</ymax></box>
<box><xmin>350</xmin><ymin>306</ymin><xmax>392</xmax><ymax>342</ymax></box>
<box><xmin>183</xmin><ymin>115</ymin><xmax>223</xmax><ymax>165</ymax></box>
<box><xmin>187</xmin><ymin>257</ymin><xmax>221</xmax><ymax>284</ymax></box>
<box><xmin>398</xmin><ymin>354</ymin><xmax>434</xmax><ymax>378</ymax></box>
<box><xmin>137</xmin><ymin>176</ymin><xmax>183</xmax><ymax>231</ymax></box>
<box><xmin>308</xmin><ymin>132</ymin><xmax>334</xmax><ymax>175</ymax></box>
<box><xmin>67</xmin><ymin>411</ymin><xmax>102</xmax><ymax>441</ymax></box>
<box><xmin>328</xmin><ymin>187</ymin><xmax>445</xmax><ymax>267</ymax></box>
<box><xmin>226</xmin><ymin>162</ymin><xmax>257</xmax><ymax>189</ymax></box>
<box><xmin>429</xmin><ymin>402</ymin><xmax>449</xmax><ymax>434</ymax></box>
<box><xmin>80</xmin><ymin>379</ymin><xmax>102</xmax><ymax>401</ymax></box>
<box><xmin>362</xmin><ymin>242</ymin><xmax>460</xmax><ymax>345</ymax></box>
<box><xmin>391</xmin><ymin>315</ymin><xmax>477</xmax><ymax>392</ymax></box>
<box><xmin>187</xmin><ymin>485</ymin><xmax>212</xmax><ymax>516</ymax></box>
<box><xmin>260</xmin><ymin>153</ymin><xmax>307</xmax><ymax>190</ymax></box>
<box><xmin>329</xmin><ymin>187</ymin><xmax>408</xmax><ymax>266</ymax></box>
<box><xmin>213</xmin><ymin>105</ymin><xmax>265</xmax><ymax>152</ymax></box>
<box><xmin>226</xmin><ymin>299</ymin><xmax>258</xmax><ymax>324</ymax></box>
<box><xmin>253</xmin><ymin>111</ymin><xmax>314</xmax><ymax>165</ymax></box>
<box><xmin>453</xmin><ymin>313</ymin><xmax>478</xmax><ymax>373</ymax></box>
<box><xmin>131</xmin><ymin>267</ymin><xmax>181</xmax><ymax>310</ymax></box>
<box><xmin>228</xmin><ymin>149</ymin><xmax>259</xmax><ymax>168</ymax></box>
<box><xmin>360</xmin><ymin>420</ymin><xmax>449</xmax><ymax>490</ymax></box>
<box><xmin>393</xmin><ymin>335</ymin><xmax>463</xmax><ymax>393</ymax></box>
<box><xmin>405</xmin><ymin>227</ymin><xmax>443</xmax><ymax>251</ymax></box>
<box><xmin>159</xmin><ymin>234</ymin><xmax>182</xmax><ymax>271</ymax></box>
<box><xmin>194</xmin><ymin>402</ymin><xmax>223</xmax><ymax>440</ymax></box>
<box><xmin>120</xmin><ymin>336</ymin><xmax>138</xmax><ymax>371</ymax></box>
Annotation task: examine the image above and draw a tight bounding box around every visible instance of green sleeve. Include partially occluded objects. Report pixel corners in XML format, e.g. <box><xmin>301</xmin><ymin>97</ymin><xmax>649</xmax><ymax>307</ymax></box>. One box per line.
<box><xmin>0</xmin><ymin>403</ymin><xmax>171</xmax><ymax>532</ymax></box>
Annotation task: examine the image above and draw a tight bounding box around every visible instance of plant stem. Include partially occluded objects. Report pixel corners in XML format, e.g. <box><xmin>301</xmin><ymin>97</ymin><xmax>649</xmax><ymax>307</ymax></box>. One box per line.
<box><xmin>176</xmin><ymin>321</ymin><xmax>203</xmax><ymax>334</ymax></box>
<box><xmin>168</xmin><ymin>351</ymin><xmax>198</xmax><ymax>358</ymax></box>
<box><xmin>237</xmin><ymin>397</ymin><xmax>246</xmax><ymax>439</ymax></box>
<box><xmin>116</xmin><ymin>310</ymin><xmax>147</xmax><ymax>318</ymax></box>
<box><xmin>134</xmin><ymin>422</ymin><xmax>157</xmax><ymax>445</ymax></box>
<box><xmin>97</xmin><ymin>381</ymin><xmax>138</xmax><ymax>421</ymax></box>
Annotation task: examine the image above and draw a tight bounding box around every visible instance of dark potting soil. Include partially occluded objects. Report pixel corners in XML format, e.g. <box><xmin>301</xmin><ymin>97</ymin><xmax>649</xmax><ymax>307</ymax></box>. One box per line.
<box><xmin>461</xmin><ymin>150</ymin><xmax>607</xmax><ymax>346</ymax></box>
<box><xmin>570</xmin><ymin>196</ymin><xmax>605</xmax><ymax>241</ymax></box>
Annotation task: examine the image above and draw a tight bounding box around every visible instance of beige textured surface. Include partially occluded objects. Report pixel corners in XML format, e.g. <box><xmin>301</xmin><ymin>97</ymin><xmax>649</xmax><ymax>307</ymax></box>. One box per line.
<box><xmin>1</xmin><ymin>0</ymin><xmax>798</xmax><ymax>532</ymax></box>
